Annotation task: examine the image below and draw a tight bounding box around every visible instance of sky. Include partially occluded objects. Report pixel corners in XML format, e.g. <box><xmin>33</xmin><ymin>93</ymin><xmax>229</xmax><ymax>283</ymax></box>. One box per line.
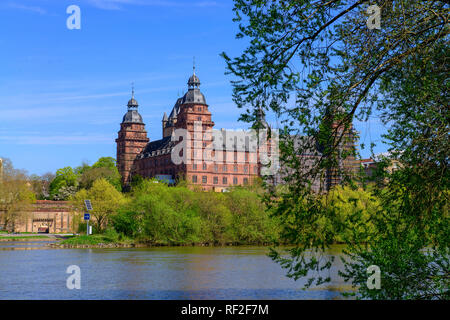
<box><xmin>0</xmin><ymin>0</ymin><xmax>389</xmax><ymax>175</ymax></box>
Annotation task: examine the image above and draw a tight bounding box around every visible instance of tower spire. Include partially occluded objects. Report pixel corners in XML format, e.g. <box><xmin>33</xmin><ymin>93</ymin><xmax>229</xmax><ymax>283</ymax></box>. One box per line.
<box><xmin>127</xmin><ymin>82</ymin><xmax>139</xmax><ymax>109</ymax></box>
<box><xmin>187</xmin><ymin>59</ymin><xmax>200</xmax><ymax>89</ymax></box>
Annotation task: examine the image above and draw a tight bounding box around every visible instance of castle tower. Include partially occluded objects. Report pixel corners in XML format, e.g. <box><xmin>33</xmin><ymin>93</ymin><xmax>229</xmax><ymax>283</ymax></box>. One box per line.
<box><xmin>162</xmin><ymin>112</ymin><xmax>168</xmax><ymax>137</ymax></box>
<box><xmin>116</xmin><ymin>87</ymin><xmax>149</xmax><ymax>188</ymax></box>
<box><xmin>175</xmin><ymin>67</ymin><xmax>214</xmax><ymax>164</ymax></box>
<box><xmin>176</xmin><ymin>66</ymin><xmax>213</xmax><ymax>132</ymax></box>
<box><xmin>323</xmin><ymin>106</ymin><xmax>358</xmax><ymax>190</ymax></box>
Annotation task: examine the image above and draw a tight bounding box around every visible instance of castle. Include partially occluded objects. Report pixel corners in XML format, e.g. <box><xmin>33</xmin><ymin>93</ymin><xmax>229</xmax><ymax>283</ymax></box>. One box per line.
<box><xmin>116</xmin><ymin>69</ymin><xmax>268</xmax><ymax>191</ymax></box>
<box><xmin>116</xmin><ymin>68</ymin><xmax>358</xmax><ymax>192</ymax></box>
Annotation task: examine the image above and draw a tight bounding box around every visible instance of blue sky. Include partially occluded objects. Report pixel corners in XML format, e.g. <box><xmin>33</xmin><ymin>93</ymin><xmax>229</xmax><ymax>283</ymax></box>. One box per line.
<box><xmin>0</xmin><ymin>0</ymin><xmax>388</xmax><ymax>175</ymax></box>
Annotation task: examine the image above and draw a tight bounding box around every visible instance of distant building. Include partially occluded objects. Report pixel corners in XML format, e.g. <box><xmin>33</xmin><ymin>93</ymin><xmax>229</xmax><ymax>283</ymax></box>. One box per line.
<box><xmin>269</xmin><ymin>128</ymin><xmax>359</xmax><ymax>192</ymax></box>
<box><xmin>359</xmin><ymin>155</ymin><xmax>402</xmax><ymax>183</ymax></box>
<box><xmin>0</xmin><ymin>200</ymin><xmax>73</xmax><ymax>233</ymax></box>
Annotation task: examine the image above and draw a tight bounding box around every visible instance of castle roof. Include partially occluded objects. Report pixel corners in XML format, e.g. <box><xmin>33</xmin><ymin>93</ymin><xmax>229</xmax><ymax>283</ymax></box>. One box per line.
<box><xmin>181</xmin><ymin>88</ymin><xmax>206</xmax><ymax>105</ymax></box>
<box><xmin>122</xmin><ymin>110</ymin><xmax>143</xmax><ymax>124</ymax></box>
<box><xmin>182</xmin><ymin>68</ymin><xmax>207</xmax><ymax>105</ymax></box>
<box><xmin>140</xmin><ymin>136</ymin><xmax>176</xmax><ymax>158</ymax></box>
<box><xmin>122</xmin><ymin>86</ymin><xmax>144</xmax><ymax>124</ymax></box>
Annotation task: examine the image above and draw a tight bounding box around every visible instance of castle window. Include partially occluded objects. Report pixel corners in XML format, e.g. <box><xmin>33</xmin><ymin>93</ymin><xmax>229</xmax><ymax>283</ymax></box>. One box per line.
<box><xmin>222</xmin><ymin>177</ymin><xmax>227</xmax><ymax>184</ymax></box>
<box><xmin>223</xmin><ymin>164</ymin><xmax>227</xmax><ymax>172</ymax></box>
<box><xmin>234</xmin><ymin>165</ymin><xmax>238</xmax><ymax>172</ymax></box>
<box><xmin>197</xmin><ymin>116</ymin><xmax>202</xmax><ymax>121</ymax></box>
<box><xmin>233</xmin><ymin>177</ymin><xmax>238</xmax><ymax>185</ymax></box>
<box><xmin>202</xmin><ymin>176</ymin><xmax>207</xmax><ymax>183</ymax></box>
<box><xmin>202</xmin><ymin>163</ymin><xmax>207</xmax><ymax>170</ymax></box>
<box><xmin>214</xmin><ymin>164</ymin><xmax>218</xmax><ymax>172</ymax></box>
<box><xmin>243</xmin><ymin>178</ymin><xmax>249</xmax><ymax>185</ymax></box>
<box><xmin>193</xmin><ymin>164</ymin><xmax>197</xmax><ymax>170</ymax></box>
<box><xmin>192</xmin><ymin>175</ymin><xmax>197</xmax><ymax>183</ymax></box>
<box><xmin>253</xmin><ymin>166</ymin><xmax>258</xmax><ymax>174</ymax></box>
<box><xmin>244</xmin><ymin>166</ymin><xmax>248</xmax><ymax>173</ymax></box>
<box><xmin>213</xmin><ymin>177</ymin><xmax>218</xmax><ymax>184</ymax></box>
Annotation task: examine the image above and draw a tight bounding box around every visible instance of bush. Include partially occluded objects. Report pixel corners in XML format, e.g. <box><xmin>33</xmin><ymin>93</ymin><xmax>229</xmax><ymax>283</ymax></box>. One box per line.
<box><xmin>111</xmin><ymin>179</ymin><xmax>281</xmax><ymax>245</ymax></box>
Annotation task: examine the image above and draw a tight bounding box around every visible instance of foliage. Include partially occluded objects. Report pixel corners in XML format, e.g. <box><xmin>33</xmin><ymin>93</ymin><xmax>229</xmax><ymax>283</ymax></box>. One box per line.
<box><xmin>46</xmin><ymin>157</ymin><xmax>121</xmax><ymax>200</ymax></box>
<box><xmin>224</xmin><ymin>0</ymin><xmax>449</xmax><ymax>299</ymax></box>
<box><xmin>111</xmin><ymin>179</ymin><xmax>281</xmax><ymax>245</ymax></box>
<box><xmin>49</xmin><ymin>167</ymin><xmax>79</xmax><ymax>200</ymax></box>
<box><xmin>71</xmin><ymin>178</ymin><xmax>126</xmax><ymax>232</ymax></box>
<box><xmin>0</xmin><ymin>158</ymin><xmax>36</xmax><ymax>231</ymax></box>
<box><xmin>79</xmin><ymin>157</ymin><xmax>122</xmax><ymax>191</ymax></box>
<box><xmin>28</xmin><ymin>172</ymin><xmax>55</xmax><ymax>200</ymax></box>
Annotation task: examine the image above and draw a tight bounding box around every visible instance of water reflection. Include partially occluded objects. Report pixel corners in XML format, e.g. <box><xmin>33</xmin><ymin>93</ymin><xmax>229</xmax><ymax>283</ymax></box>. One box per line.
<box><xmin>0</xmin><ymin>241</ymin><xmax>351</xmax><ymax>300</ymax></box>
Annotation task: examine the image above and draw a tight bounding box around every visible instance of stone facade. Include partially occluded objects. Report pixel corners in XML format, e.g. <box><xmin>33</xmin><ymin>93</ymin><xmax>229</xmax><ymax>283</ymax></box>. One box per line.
<box><xmin>1</xmin><ymin>200</ymin><xmax>73</xmax><ymax>233</ymax></box>
<box><xmin>116</xmin><ymin>122</ymin><xmax>149</xmax><ymax>187</ymax></box>
<box><xmin>116</xmin><ymin>70</ymin><xmax>358</xmax><ymax>192</ymax></box>
<box><xmin>117</xmin><ymin>71</ymin><xmax>262</xmax><ymax>191</ymax></box>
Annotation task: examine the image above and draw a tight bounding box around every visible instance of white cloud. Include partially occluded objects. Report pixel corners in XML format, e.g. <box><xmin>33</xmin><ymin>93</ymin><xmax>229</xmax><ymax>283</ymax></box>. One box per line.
<box><xmin>0</xmin><ymin>133</ymin><xmax>112</xmax><ymax>145</ymax></box>
<box><xmin>84</xmin><ymin>0</ymin><xmax>220</xmax><ymax>10</ymax></box>
<box><xmin>6</xmin><ymin>2</ymin><xmax>47</xmax><ymax>15</ymax></box>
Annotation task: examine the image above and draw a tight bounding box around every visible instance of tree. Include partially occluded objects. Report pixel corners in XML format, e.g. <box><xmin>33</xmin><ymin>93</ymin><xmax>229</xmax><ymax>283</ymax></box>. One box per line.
<box><xmin>223</xmin><ymin>0</ymin><xmax>449</xmax><ymax>299</ymax></box>
<box><xmin>78</xmin><ymin>157</ymin><xmax>122</xmax><ymax>191</ymax></box>
<box><xmin>71</xmin><ymin>178</ymin><xmax>126</xmax><ymax>232</ymax></box>
<box><xmin>49</xmin><ymin>167</ymin><xmax>79</xmax><ymax>200</ymax></box>
<box><xmin>29</xmin><ymin>172</ymin><xmax>55</xmax><ymax>200</ymax></box>
<box><xmin>0</xmin><ymin>158</ymin><xmax>35</xmax><ymax>231</ymax></box>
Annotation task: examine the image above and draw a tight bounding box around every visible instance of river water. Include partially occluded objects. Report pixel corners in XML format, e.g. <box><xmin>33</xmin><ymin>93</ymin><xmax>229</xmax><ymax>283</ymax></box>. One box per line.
<box><xmin>0</xmin><ymin>240</ymin><xmax>351</xmax><ymax>300</ymax></box>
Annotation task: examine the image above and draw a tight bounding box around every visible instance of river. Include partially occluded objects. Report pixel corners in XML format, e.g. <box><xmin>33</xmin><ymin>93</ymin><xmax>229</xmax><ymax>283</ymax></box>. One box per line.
<box><xmin>0</xmin><ymin>240</ymin><xmax>351</xmax><ymax>299</ymax></box>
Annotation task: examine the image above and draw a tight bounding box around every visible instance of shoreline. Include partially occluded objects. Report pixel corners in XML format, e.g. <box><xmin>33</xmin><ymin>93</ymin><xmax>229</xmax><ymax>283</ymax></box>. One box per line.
<box><xmin>47</xmin><ymin>241</ymin><xmax>282</xmax><ymax>249</ymax></box>
<box><xmin>0</xmin><ymin>237</ymin><xmax>58</xmax><ymax>242</ymax></box>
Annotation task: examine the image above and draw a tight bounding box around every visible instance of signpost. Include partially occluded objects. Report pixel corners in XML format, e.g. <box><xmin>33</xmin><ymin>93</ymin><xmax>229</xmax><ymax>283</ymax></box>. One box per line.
<box><xmin>84</xmin><ymin>200</ymin><xmax>92</xmax><ymax>236</ymax></box>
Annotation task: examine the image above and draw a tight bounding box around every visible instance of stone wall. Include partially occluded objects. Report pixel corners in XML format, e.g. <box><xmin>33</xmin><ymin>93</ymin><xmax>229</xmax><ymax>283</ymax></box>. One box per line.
<box><xmin>1</xmin><ymin>200</ymin><xmax>74</xmax><ymax>233</ymax></box>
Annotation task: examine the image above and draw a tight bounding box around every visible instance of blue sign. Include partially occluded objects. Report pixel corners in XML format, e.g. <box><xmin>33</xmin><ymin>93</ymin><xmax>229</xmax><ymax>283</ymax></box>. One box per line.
<box><xmin>84</xmin><ymin>213</ymin><xmax>90</xmax><ymax>221</ymax></box>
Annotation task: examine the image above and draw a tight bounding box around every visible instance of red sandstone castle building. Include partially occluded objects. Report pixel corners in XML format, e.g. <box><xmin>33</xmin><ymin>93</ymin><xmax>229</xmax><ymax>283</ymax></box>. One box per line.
<box><xmin>116</xmin><ymin>70</ymin><xmax>265</xmax><ymax>191</ymax></box>
<box><xmin>116</xmin><ymin>68</ymin><xmax>358</xmax><ymax>192</ymax></box>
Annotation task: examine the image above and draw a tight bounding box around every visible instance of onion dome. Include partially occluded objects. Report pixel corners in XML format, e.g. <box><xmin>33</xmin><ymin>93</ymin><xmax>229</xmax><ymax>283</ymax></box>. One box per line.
<box><xmin>187</xmin><ymin>73</ymin><xmax>200</xmax><ymax>89</ymax></box>
<box><xmin>181</xmin><ymin>65</ymin><xmax>207</xmax><ymax>105</ymax></box>
<box><xmin>127</xmin><ymin>86</ymin><xmax>139</xmax><ymax>110</ymax></box>
<box><xmin>122</xmin><ymin>85</ymin><xmax>144</xmax><ymax>124</ymax></box>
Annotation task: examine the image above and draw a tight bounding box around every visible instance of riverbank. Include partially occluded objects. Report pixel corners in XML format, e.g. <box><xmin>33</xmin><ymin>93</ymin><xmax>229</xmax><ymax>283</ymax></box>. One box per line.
<box><xmin>0</xmin><ymin>235</ymin><xmax>57</xmax><ymax>241</ymax></box>
<box><xmin>47</xmin><ymin>233</ymin><xmax>283</xmax><ymax>249</ymax></box>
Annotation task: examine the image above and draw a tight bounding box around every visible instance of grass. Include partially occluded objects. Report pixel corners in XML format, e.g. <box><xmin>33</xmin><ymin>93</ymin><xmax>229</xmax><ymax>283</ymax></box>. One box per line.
<box><xmin>0</xmin><ymin>235</ymin><xmax>52</xmax><ymax>240</ymax></box>
<box><xmin>60</xmin><ymin>233</ymin><xmax>132</xmax><ymax>246</ymax></box>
